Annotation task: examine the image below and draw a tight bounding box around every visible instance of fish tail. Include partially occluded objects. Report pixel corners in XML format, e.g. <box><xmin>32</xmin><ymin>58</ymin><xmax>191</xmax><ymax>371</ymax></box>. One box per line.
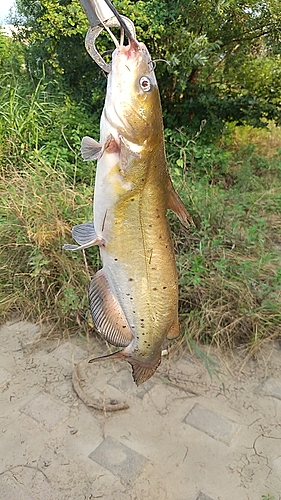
<box><xmin>128</xmin><ymin>357</ymin><xmax>161</xmax><ymax>386</ymax></box>
<box><xmin>88</xmin><ymin>349</ymin><xmax>161</xmax><ymax>386</ymax></box>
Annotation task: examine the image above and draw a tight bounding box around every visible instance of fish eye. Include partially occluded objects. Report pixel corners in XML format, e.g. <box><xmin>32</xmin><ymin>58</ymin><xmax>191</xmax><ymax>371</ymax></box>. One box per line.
<box><xmin>139</xmin><ymin>76</ymin><xmax>152</xmax><ymax>92</ymax></box>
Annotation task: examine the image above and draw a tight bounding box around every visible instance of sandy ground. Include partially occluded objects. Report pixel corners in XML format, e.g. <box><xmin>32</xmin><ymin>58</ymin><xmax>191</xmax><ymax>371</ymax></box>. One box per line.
<box><xmin>0</xmin><ymin>318</ymin><xmax>281</xmax><ymax>500</ymax></box>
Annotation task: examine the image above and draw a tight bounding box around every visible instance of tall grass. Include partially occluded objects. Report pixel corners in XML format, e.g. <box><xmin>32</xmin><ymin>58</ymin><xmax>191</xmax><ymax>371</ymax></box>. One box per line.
<box><xmin>1</xmin><ymin>32</ymin><xmax>281</xmax><ymax>349</ymax></box>
<box><xmin>168</xmin><ymin>128</ymin><xmax>281</xmax><ymax>350</ymax></box>
<box><xmin>0</xmin><ymin>155</ymin><xmax>99</xmax><ymax>330</ymax></box>
<box><xmin>0</xmin><ymin>44</ymin><xmax>100</xmax><ymax>331</ymax></box>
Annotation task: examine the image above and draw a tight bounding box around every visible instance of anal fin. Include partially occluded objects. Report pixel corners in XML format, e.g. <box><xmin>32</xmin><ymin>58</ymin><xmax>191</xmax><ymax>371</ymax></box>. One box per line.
<box><xmin>89</xmin><ymin>269</ymin><xmax>134</xmax><ymax>347</ymax></box>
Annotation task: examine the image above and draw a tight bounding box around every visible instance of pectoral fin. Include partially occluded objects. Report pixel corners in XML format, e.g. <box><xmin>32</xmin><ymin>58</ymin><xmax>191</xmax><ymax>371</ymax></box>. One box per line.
<box><xmin>167</xmin><ymin>177</ymin><xmax>194</xmax><ymax>228</ymax></box>
<box><xmin>62</xmin><ymin>221</ymin><xmax>104</xmax><ymax>251</ymax></box>
<box><xmin>81</xmin><ymin>136</ymin><xmax>102</xmax><ymax>160</ymax></box>
<box><xmin>81</xmin><ymin>134</ymin><xmax>120</xmax><ymax>161</ymax></box>
<box><xmin>89</xmin><ymin>269</ymin><xmax>134</xmax><ymax>347</ymax></box>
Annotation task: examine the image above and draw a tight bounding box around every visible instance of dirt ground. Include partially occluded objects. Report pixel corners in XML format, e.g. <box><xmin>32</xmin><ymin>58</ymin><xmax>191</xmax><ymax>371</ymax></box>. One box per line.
<box><xmin>0</xmin><ymin>318</ymin><xmax>281</xmax><ymax>500</ymax></box>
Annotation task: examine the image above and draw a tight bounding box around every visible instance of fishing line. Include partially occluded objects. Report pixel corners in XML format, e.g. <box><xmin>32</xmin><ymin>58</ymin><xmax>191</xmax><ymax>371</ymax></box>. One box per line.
<box><xmin>101</xmin><ymin>49</ymin><xmax>114</xmax><ymax>58</ymax></box>
<box><xmin>102</xmin><ymin>24</ymin><xmax>119</xmax><ymax>48</ymax></box>
<box><xmin>103</xmin><ymin>0</ymin><xmax>133</xmax><ymax>40</ymax></box>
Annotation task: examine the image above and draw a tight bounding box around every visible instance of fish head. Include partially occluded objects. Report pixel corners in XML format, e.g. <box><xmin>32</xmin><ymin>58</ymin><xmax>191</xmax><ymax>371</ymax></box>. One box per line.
<box><xmin>104</xmin><ymin>39</ymin><xmax>163</xmax><ymax>146</ymax></box>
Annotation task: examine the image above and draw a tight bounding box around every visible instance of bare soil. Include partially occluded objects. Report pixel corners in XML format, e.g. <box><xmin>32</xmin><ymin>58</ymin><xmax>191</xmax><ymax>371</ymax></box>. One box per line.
<box><xmin>0</xmin><ymin>319</ymin><xmax>281</xmax><ymax>500</ymax></box>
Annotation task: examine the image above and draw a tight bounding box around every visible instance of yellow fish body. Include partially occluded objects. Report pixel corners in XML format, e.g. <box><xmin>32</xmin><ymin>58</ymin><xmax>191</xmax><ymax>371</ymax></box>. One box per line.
<box><xmin>64</xmin><ymin>32</ymin><xmax>192</xmax><ymax>385</ymax></box>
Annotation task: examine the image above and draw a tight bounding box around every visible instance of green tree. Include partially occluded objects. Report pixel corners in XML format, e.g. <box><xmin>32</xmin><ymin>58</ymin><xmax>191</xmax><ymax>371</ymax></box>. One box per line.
<box><xmin>12</xmin><ymin>0</ymin><xmax>281</xmax><ymax>137</ymax></box>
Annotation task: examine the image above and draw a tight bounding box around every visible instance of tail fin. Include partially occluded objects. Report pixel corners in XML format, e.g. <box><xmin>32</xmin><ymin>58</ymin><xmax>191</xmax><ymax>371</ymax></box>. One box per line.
<box><xmin>88</xmin><ymin>350</ymin><xmax>161</xmax><ymax>386</ymax></box>
<box><xmin>128</xmin><ymin>357</ymin><xmax>161</xmax><ymax>386</ymax></box>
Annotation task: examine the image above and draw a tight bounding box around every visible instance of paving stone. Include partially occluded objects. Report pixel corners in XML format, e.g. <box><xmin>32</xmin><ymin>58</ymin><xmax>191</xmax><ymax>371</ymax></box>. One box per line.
<box><xmin>52</xmin><ymin>341</ymin><xmax>88</xmax><ymax>364</ymax></box>
<box><xmin>108</xmin><ymin>369</ymin><xmax>154</xmax><ymax>398</ymax></box>
<box><xmin>88</xmin><ymin>435</ymin><xmax>147</xmax><ymax>485</ymax></box>
<box><xmin>0</xmin><ymin>367</ymin><xmax>11</xmax><ymax>386</ymax></box>
<box><xmin>20</xmin><ymin>392</ymin><xmax>70</xmax><ymax>431</ymax></box>
<box><xmin>183</xmin><ymin>403</ymin><xmax>241</xmax><ymax>446</ymax></box>
<box><xmin>196</xmin><ymin>493</ymin><xmax>215</xmax><ymax>500</ymax></box>
<box><xmin>259</xmin><ymin>377</ymin><xmax>281</xmax><ymax>400</ymax></box>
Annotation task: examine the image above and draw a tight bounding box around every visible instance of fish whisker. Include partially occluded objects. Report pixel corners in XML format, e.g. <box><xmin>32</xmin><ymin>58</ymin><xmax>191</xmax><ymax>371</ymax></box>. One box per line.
<box><xmin>149</xmin><ymin>58</ymin><xmax>170</xmax><ymax>70</ymax></box>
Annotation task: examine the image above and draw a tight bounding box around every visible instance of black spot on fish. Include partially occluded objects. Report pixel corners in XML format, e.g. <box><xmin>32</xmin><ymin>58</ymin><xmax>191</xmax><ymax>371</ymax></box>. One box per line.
<box><xmin>128</xmin><ymin>278</ymin><xmax>134</xmax><ymax>281</ymax></box>
<box><xmin>163</xmin><ymin>286</ymin><xmax>167</xmax><ymax>289</ymax></box>
<box><xmin>153</xmin><ymin>287</ymin><xmax>157</xmax><ymax>291</ymax></box>
<box><xmin>114</xmin><ymin>258</ymin><xmax>118</xmax><ymax>261</ymax></box>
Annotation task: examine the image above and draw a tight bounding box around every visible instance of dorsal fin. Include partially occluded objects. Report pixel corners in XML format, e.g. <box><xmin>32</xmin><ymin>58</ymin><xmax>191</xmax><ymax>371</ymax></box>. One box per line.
<box><xmin>89</xmin><ymin>269</ymin><xmax>134</xmax><ymax>347</ymax></box>
<box><xmin>167</xmin><ymin>176</ymin><xmax>194</xmax><ymax>228</ymax></box>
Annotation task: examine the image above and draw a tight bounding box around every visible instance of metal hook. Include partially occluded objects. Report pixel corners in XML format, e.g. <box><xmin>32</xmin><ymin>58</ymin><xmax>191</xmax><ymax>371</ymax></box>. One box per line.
<box><xmin>85</xmin><ymin>16</ymin><xmax>135</xmax><ymax>73</ymax></box>
<box><xmin>80</xmin><ymin>0</ymin><xmax>136</xmax><ymax>72</ymax></box>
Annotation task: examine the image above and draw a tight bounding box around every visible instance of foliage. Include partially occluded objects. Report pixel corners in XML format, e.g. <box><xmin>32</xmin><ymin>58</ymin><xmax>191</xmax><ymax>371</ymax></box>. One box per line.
<box><xmin>0</xmin><ymin>68</ymin><xmax>99</xmax><ymax>183</ymax></box>
<box><xmin>11</xmin><ymin>0</ymin><xmax>281</xmax><ymax>137</ymax></box>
